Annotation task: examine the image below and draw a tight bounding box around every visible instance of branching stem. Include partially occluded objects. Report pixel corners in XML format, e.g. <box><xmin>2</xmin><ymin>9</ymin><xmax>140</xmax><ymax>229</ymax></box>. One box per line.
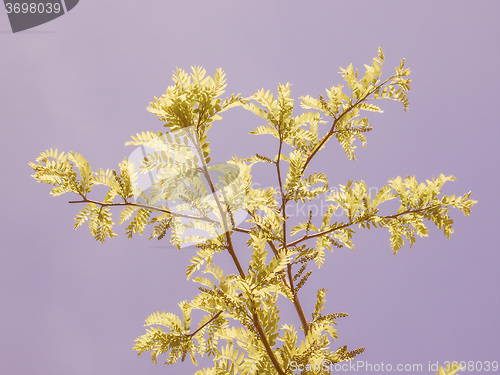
<box><xmin>275</xmin><ymin>121</ymin><xmax>311</xmax><ymax>335</ymax></box>
<box><xmin>187</xmin><ymin>311</ymin><xmax>222</xmax><ymax>338</ymax></box>
<box><xmin>301</xmin><ymin>76</ymin><xmax>394</xmax><ymax>173</ymax></box>
<box><xmin>284</xmin><ymin>205</ymin><xmax>439</xmax><ymax>249</ymax></box>
<box><xmin>68</xmin><ymin>198</ymin><xmax>218</xmax><ymax>223</ymax></box>
<box><xmin>192</xmin><ymin>128</ymin><xmax>286</xmax><ymax>375</ymax></box>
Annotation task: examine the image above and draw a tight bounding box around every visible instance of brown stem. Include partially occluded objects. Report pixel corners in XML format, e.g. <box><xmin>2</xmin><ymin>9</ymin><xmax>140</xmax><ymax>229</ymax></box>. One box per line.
<box><xmin>285</xmin><ymin>205</ymin><xmax>438</xmax><ymax>249</ymax></box>
<box><xmin>301</xmin><ymin>76</ymin><xmax>394</xmax><ymax>173</ymax></box>
<box><xmin>192</xmin><ymin>134</ymin><xmax>246</xmax><ymax>277</ymax></box>
<box><xmin>233</xmin><ymin>226</ymin><xmax>251</xmax><ymax>234</ymax></box>
<box><xmin>187</xmin><ymin>311</ymin><xmax>222</xmax><ymax>338</ymax></box>
<box><xmin>251</xmin><ymin>312</ymin><xmax>285</xmax><ymax>374</ymax></box>
<box><xmin>192</xmin><ymin>131</ymin><xmax>286</xmax><ymax>375</ymax></box>
<box><xmin>68</xmin><ymin>198</ymin><xmax>218</xmax><ymax>224</ymax></box>
<box><xmin>274</xmin><ymin>130</ymin><xmax>310</xmax><ymax>336</ymax></box>
<box><xmin>268</xmin><ymin>241</ymin><xmax>310</xmax><ymax>335</ymax></box>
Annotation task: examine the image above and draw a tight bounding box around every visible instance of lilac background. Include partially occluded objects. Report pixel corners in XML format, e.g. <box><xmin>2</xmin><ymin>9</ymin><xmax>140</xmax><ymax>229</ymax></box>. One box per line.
<box><xmin>1</xmin><ymin>1</ymin><xmax>499</xmax><ymax>374</ymax></box>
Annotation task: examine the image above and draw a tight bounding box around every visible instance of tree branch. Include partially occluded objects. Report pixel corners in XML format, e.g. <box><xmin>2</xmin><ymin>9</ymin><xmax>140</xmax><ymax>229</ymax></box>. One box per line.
<box><xmin>284</xmin><ymin>204</ymin><xmax>439</xmax><ymax>249</ymax></box>
<box><xmin>275</xmin><ymin>120</ymin><xmax>311</xmax><ymax>336</ymax></box>
<box><xmin>267</xmin><ymin>241</ymin><xmax>310</xmax><ymax>335</ymax></box>
<box><xmin>192</xmin><ymin>132</ymin><xmax>286</xmax><ymax>375</ymax></box>
<box><xmin>301</xmin><ymin>76</ymin><xmax>394</xmax><ymax>173</ymax></box>
<box><xmin>68</xmin><ymin>198</ymin><xmax>219</xmax><ymax>224</ymax></box>
<box><xmin>187</xmin><ymin>311</ymin><xmax>223</xmax><ymax>338</ymax></box>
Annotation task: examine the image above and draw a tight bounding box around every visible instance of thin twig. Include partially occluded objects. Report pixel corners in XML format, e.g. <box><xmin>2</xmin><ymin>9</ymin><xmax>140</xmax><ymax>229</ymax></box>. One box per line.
<box><xmin>192</xmin><ymin>131</ymin><xmax>286</xmax><ymax>375</ymax></box>
<box><xmin>187</xmin><ymin>311</ymin><xmax>223</xmax><ymax>338</ymax></box>
<box><xmin>68</xmin><ymin>198</ymin><xmax>218</xmax><ymax>223</ymax></box>
<box><xmin>285</xmin><ymin>205</ymin><xmax>438</xmax><ymax>249</ymax></box>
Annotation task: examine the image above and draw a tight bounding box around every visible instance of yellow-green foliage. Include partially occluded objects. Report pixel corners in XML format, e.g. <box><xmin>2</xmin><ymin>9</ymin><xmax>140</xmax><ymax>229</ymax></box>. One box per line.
<box><xmin>30</xmin><ymin>49</ymin><xmax>476</xmax><ymax>375</ymax></box>
<box><xmin>437</xmin><ymin>363</ymin><xmax>461</xmax><ymax>375</ymax></box>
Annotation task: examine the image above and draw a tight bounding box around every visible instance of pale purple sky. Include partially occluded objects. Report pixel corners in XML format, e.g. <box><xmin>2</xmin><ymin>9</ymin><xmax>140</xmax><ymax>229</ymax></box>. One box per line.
<box><xmin>1</xmin><ymin>1</ymin><xmax>499</xmax><ymax>375</ymax></box>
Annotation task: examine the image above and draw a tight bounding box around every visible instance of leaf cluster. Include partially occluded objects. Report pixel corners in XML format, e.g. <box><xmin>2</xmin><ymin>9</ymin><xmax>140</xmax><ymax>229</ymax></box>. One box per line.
<box><xmin>30</xmin><ymin>50</ymin><xmax>476</xmax><ymax>375</ymax></box>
